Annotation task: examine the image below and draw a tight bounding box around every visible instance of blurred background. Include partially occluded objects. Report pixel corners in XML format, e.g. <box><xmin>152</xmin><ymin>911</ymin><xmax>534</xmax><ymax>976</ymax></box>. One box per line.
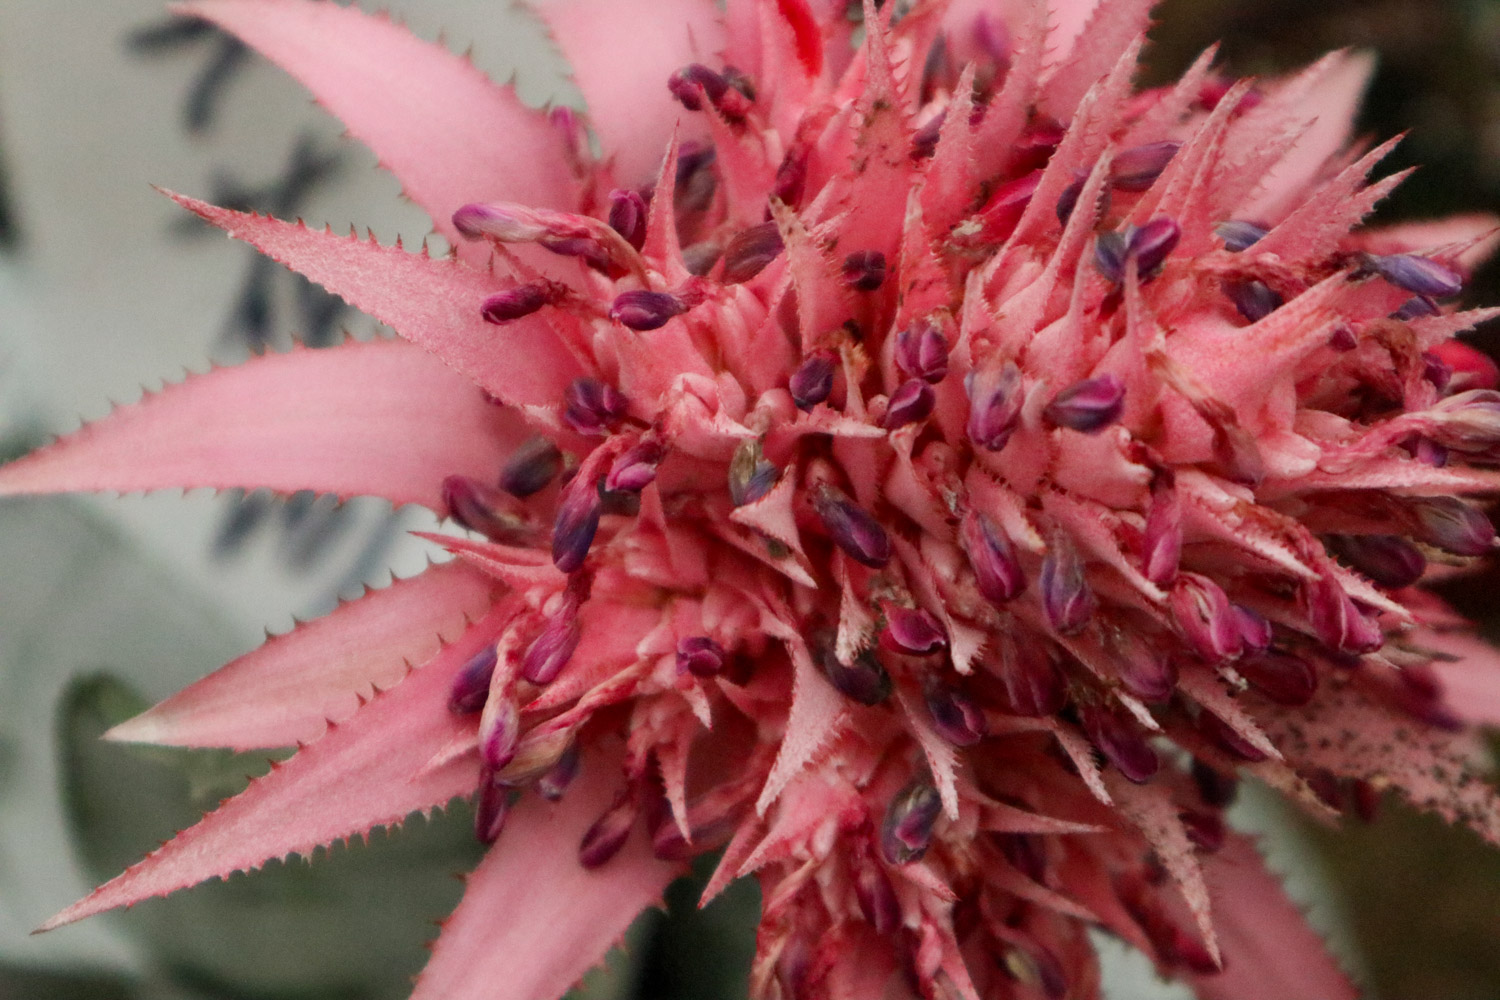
<box><xmin>0</xmin><ymin>1</ymin><xmax>1498</xmax><ymax>998</ymax></box>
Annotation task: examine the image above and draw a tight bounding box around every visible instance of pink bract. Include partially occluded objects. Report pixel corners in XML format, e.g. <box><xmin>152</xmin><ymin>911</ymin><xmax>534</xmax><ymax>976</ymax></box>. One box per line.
<box><xmin>8</xmin><ymin>0</ymin><xmax>1500</xmax><ymax>997</ymax></box>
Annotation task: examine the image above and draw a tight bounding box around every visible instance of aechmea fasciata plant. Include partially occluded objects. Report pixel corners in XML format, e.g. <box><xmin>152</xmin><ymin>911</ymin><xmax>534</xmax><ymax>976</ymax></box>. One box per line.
<box><xmin>7</xmin><ymin>0</ymin><xmax>1500</xmax><ymax>997</ymax></box>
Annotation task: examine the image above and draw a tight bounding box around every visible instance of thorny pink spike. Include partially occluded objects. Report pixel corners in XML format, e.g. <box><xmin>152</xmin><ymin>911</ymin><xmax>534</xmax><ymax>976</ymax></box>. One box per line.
<box><xmin>13</xmin><ymin>2</ymin><xmax>1500</xmax><ymax>999</ymax></box>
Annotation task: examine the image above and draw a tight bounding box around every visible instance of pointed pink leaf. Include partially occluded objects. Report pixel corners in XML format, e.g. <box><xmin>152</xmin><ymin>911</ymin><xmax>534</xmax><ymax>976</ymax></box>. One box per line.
<box><xmin>410</xmin><ymin>745</ymin><xmax>679</xmax><ymax>1000</ymax></box>
<box><xmin>172</xmin><ymin>194</ymin><xmax>584</xmax><ymax>407</ymax></box>
<box><xmin>108</xmin><ymin>562</ymin><xmax>500</xmax><ymax>751</ymax></box>
<box><xmin>1190</xmin><ymin>834</ymin><xmax>1358</xmax><ymax>1000</ymax></box>
<box><xmin>1038</xmin><ymin>0</ymin><xmax>1153</xmax><ymax>122</ymax></box>
<box><xmin>756</xmin><ymin>624</ymin><xmax>848</xmax><ymax>814</ymax></box>
<box><xmin>539</xmin><ymin>0</ymin><xmax>724</xmax><ymax>186</ymax></box>
<box><xmin>182</xmin><ymin>0</ymin><xmax>578</xmax><ymax>252</ymax></box>
<box><xmin>39</xmin><ymin>604</ymin><xmax>518</xmax><ymax>931</ymax></box>
<box><xmin>0</xmin><ymin>339</ymin><xmax>523</xmax><ymax>508</ymax></box>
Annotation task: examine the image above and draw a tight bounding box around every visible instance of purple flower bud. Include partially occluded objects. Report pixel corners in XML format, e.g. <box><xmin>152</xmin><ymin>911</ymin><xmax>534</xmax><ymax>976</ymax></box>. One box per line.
<box><xmin>813</xmin><ymin>485</ymin><xmax>891</xmax><ymax>568</ymax></box>
<box><xmin>960</xmin><ymin>511</ymin><xmax>1025</xmax><ymax>604</ymax></box>
<box><xmin>1130</xmin><ymin>217</ymin><xmax>1180</xmax><ymax>276</ymax></box>
<box><xmin>883</xmin><ymin>379</ymin><xmax>936</xmax><ymax>429</ymax></box>
<box><xmin>1080</xmin><ymin>703</ymin><xmax>1159</xmax><ymax>783</ymax></box>
<box><xmin>720</xmin><ymin>221</ymin><xmax>784</xmax><ymax>284</ymax></box>
<box><xmin>563</xmin><ymin>377</ymin><xmax>629</xmax><ymax>436</ymax></box>
<box><xmin>1107</xmin><ymin>630</ymin><xmax>1177</xmax><ymax>704</ymax></box>
<box><xmin>814</xmin><ymin>632</ymin><xmax>892</xmax><ymax>705</ymax></box>
<box><xmin>923</xmin><ymin>679</ymin><xmax>987</xmax><ymax>746</ymax></box>
<box><xmin>1225</xmin><ymin>279</ymin><xmax>1282</xmax><ymax>322</ymax></box>
<box><xmin>552</xmin><ymin>473</ymin><xmax>602</xmax><ymax>573</ymax></box>
<box><xmin>1394</xmin><ymin>295</ymin><xmax>1442</xmax><ymax>321</ymax></box>
<box><xmin>1231</xmin><ymin>604</ymin><xmax>1273</xmax><ymax>653</ymax></box>
<box><xmin>452</xmin><ymin>202</ymin><xmax>557</xmax><ymax>242</ymax></box>
<box><xmin>481</xmin><ymin>284</ymin><xmax>552</xmax><ymax>323</ymax></box>
<box><xmin>1324</xmin><ymin>534</ymin><xmax>1426</xmax><ymax>589</ymax></box>
<box><xmin>1094</xmin><ymin>230</ymin><xmax>1128</xmax><ymax>284</ymax></box>
<box><xmin>607</xmin><ymin>188</ymin><xmax>648</xmax><ymax>250</ymax></box>
<box><xmin>790</xmin><ymin>352</ymin><xmax>836</xmax><ymax>409</ymax></box>
<box><xmin>606</xmin><ymin>436</ymin><xmax>664</xmax><ymax>493</ymax></box>
<box><xmin>1039</xmin><ymin>538</ymin><xmax>1094</xmax><ymax>636</ymax></box>
<box><xmin>1305</xmin><ymin>574</ymin><xmax>1383</xmax><ymax>654</ymax></box>
<box><xmin>912</xmin><ymin>109</ymin><xmax>946</xmax><ymax>159</ymax></box>
<box><xmin>676</xmin><ymin>636</ymin><xmax>726</xmax><ymax>677</ymax></box>
<box><xmin>965</xmin><ymin>361</ymin><xmax>1024</xmax><ymax>451</ymax></box>
<box><xmin>579</xmin><ymin>791</ymin><xmax>637</xmax><ymax>869</ymax></box>
<box><xmin>1236</xmin><ymin>650</ymin><xmax>1317</xmax><ymax>706</ymax></box>
<box><xmin>842</xmin><ymin>250</ymin><xmax>887</xmax><ymax>291</ymax></box>
<box><xmin>1192</xmin><ymin>758</ymin><xmax>1239</xmax><ymax>808</ymax></box>
<box><xmin>442</xmin><ymin>475</ymin><xmax>528</xmax><ymax>543</ymax></box>
<box><xmin>728</xmin><ymin>439</ymin><xmax>779</xmax><ymax>506</ymax></box>
<box><xmin>1367</xmin><ymin>253</ymin><xmax>1464</xmax><ymax>299</ymax></box>
<box><xmin>474</xmin><ymin>768</ymin><xmax>512</xmax><ymax>845</ymax></box>
<box><xmin>1214</xmin><ymin>220</ymin><xmax>1268</xmax><ymax>252</ymax></box>
<box><xmin>536</xmin><ymin>742</ymin><xmax>581</xmax><ymax>801</ymax></box>
<box><xmin>999</xmin><ymin>636</ymin><xmax>1068</xmax><ymax>717</ymax></box>
<box><xmin>880</xmin><ymin>603</ymin><xmax>948</xmax><ymax>655</ymax></box>
<box><xmin>479</xmin><ymin>697</ymin><xmax>520</xmax><ymax>770</ymax></box>
<box><xmin>1407</xmin><ymin>497</ymin><xmax>1495</xmax><ymax>555</ymax></box>
<box><xmin>610</xmin><ymin>289</ymin><xmax>690</xmax><ymax>331</ymax></box>
<box><xmin>522</xmin><ymin>603</ymin><xmax>583</xmax><ymax>684</ymax></box>
<box><xmin>1043</xmin><ymin>374</ymin><xmax>1125</xmax><ymax>433</ymax></box>
<box><xmin>895</xmin><ymin>321</ymin><xmax>950</xmax><ymax>383</ymax></box>
<box><xmin>448</xmin><ymin>644</ymin><xmax>499</xmax><ymax>714</ymax></box>
<box><xmin>1169</xmin><ymin>573</ymin><xmax>1242</xmax><ymax>662</ymax></box>
<box><xmin>1055</xmin><ymin>170</ymin><xmax>1094</xmax><ymax>225</ymax></box>
<box><xmin>668</xmin><ymin>63</ymin><xmax>728</xmax><ymax>111</ymax></box>
<box><xmin>854</xmin><ymin>861</ymin><xmax>902</xmax><ymax>934</ymax></box>
<box><xmin>499</xmin><ymin>438</ymin><xmax>563</xmax><ymax>499</ymax></box>
<box><xmin>1110</xmin><ymin>141</ymin><xmax>1179</xmax><ymax>192</ymax></box>
<box><xmin>1197</xmin><ymin>709</ymin><xmax>1268</xmax><ymax>763</ymax></box>
<box><xmin>880</xmin><ymin>779</ymin><xmax>943</xmax><ymax>864</ymax></box>
<box><xmin>1179</xmin><ymin>809</ymin><xmax>1226</xmax><ymax>853</ymax></box>
<box><xmin>1142</xmin><ymin>477</ymin><xmax>1182</xmax><ymax>585</ymax></box>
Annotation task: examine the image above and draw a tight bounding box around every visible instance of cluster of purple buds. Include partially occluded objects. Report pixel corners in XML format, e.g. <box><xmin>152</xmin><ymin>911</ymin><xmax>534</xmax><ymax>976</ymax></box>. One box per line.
<box><xmin>667</xmin><ymin>63</ymin><xmax>754</xmax><ymax>120</ymax></box>
<box><xmin>1094</xmin><ymin>217</ymin><xmax>1180</xmax><ymax>284</ymax></box>
<box><xmin>789</xmin><ymin>351</ymin><xmax>836</xmax><ymax>410</ymax></box>
<box><xmin>1042</xmin><ymin>374</ymin><xmax>1125</xmax><ymax>433</ymax></box>
<box><xmin>563</xmin><ymin>377</ymin><xmax>629</xmax><ymax>436</ymax></box>
<box><xmin>895</xmin><ymin>320</ymin><xmax>950</xmax><ymax>382</ymax></box>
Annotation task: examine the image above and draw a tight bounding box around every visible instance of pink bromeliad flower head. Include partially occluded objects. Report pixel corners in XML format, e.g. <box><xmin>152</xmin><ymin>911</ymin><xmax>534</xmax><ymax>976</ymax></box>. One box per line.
<box><xmin>9</xmin><ymin>0</ymin><xmax>1500</xmax><ymax>997</ymax></box>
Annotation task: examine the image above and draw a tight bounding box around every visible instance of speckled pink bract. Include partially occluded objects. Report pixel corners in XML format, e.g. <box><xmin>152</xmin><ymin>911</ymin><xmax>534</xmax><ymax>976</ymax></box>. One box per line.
<box><xmin>11</xmin><ymin>1</ymin><xmax>1500</xmax><ymax>998</ymax></box>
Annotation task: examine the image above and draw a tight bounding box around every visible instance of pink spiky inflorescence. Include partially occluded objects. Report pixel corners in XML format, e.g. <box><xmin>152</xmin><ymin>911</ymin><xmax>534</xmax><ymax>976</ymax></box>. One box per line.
<box><xmin>11</xmin><ymin>1</ymin><xmax>1500</xmax><ymax>999</ymax></box>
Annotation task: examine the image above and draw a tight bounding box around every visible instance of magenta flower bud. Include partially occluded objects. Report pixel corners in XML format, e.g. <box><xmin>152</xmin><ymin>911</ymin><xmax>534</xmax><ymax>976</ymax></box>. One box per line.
<box><xmin>1305</xmin><ymin>574</ymin><xmax>1383</xmax><ymax>654</ymax></box>
<box><xmin>880</xmin><ymin>602</ymin><xmax>948</xmax><ymax>655</ymax></box>
<box><xmin>895</xmin><ymin>321</ymin><xmax>950</xmax><ymax>382</ymax></box>
<box><xmin>965</xmin><ymin>361</ymin><xmax>1024</xmax><ymax>451</ymax></box>
<box><xmin>1170</xmin><ymin>573</ymin><xmax>1242</xmax><ymax>662</ymax></box>
<box><xmin>610</xmin><ymin>289</ymin><xmax>690</xmax><ymax>331</ymax></box>
<box><xmin>813</xmin><ymin>484</ymin><xmax>891</xmax><ymax>568</ymax></box>
<box><xmin>448</xmin><ymin>643</ymin><xmax>499</xmax><ymax>714</ymax></box>
<box><xmin>1043</xmin><ymin>373</ymin><xmax>1125</xmax><ymax>433</ymax></box>
<box><xmin>814</xmin><ymin>633</ymin><xmax>892</xmax><ymax>706</ymax></box>
<box><xmin>1108</xmin><ymin>630</ymin><xmax>1177</xmax><ymax>704</ymax></box>
<box><xmin>1230</xmin><ymin>605</ymin><xmax>1271</xmax><ymax>654</ymax></box>
<box><xmin>1366</xmin><ymin>253</ymin><xmax>1464</xmax><ymax>299</ymax></box>
<box><xmin>1225</xmin><ymin>279</ymin><xmax>1282</xmax><ymax>322</ymax></box>
<box><xmin>1197</xmin><ymin>709</ymin><xmax>1268</xmax><ymax>763</ymax></box>
<box><xmin>1394</xmin><ymin>295</ymin><xmax>1442</xmax><ymax>321</ymax></box>
<box><xmin>536</xmin><ymin>742</ymin><xmax>581</xmax><ymax>801</ymax></box>
<box><xmin>1324</xmin><ymin>534</ymin><xmax>1426</xmax><ymax>589</ymax></box>
<box><xmin>923</xmin><ymin>678</ymin><xmax>986</xmax><ymax>746</ymax></box>
<box><xmin>442</xmin><ymin>474</ymin><xmax>527</xmax><ymax>543</ymax></box>
<box><xmin>1408</xmin><ymin>496</ymin><xmax>1495</xmax><ymax>555</ymax></box>
<box><xmin>961</xmin><ymin>510</ymin><xmax>1025</xmax><ymax>604</ymax></box>
<box><xmin>452</xmin><ymin>202</ymin><xmax>555</xmax><ymax>242</ymax></box>
<box><xmin>481</xmin><ymin>284</ymin><xmax>551</xmax><ymax>323</ymax></box>
<box><xmin>479</xmin><ymin>696</ymin><xmax>520</xmax><ymax>770</ymax></box>
<box><xmin>1142</xmin><ymin>477</ymin><xmax>1182</xmax><ymax>586</ymax></box>
<box><xmin>499</xmin><ymin>437</ymin><xmax>563</xmax><ymax>498</ymax></box>
<box><xmin>854</xmin><ymin>862</ymin><xmax>901</xmax><ymax>934</ymax></box>
<box><xmin>563</xmin><ymin>377</ymin><xmax>628</xmax><ymax>436</ymax></box>
<box><xmin>605</xmin><ymin>436</ymin><xmax>664</xmax><ymax>493</ymax></box>
<box><xmin>474</xmin><ymin>768</ymin><xmax>512</xmax><ymax>845</ymax></box>
<box><xmin>880</xmin><ymin>779</ymin><xmax>943</xmax><ymax>864</ymax></box>
<box><xmin>997</xmin><ymin>832</ymin><xmax>1047</xmax><ymax>884</ymax></box>
<box><xmin>667</xmin><ymin>63</ymin><xmax>728</xmax><ymax>111</ymax></box>
<box><xmin>552</xmin><ymin>473</ymin><xmax>602</xmax><ymax>573</ymax></box>
<box><xmin>578</xmin><ymin>791</ymin><xmax>637</xmax><ymax>869</ymax></box>
<box><xmin>1236</xmin><ymin>650</ymin><xmax>1317</xmax><ymax>706</ymax></box>
<box><xmin>999</xmin><ymin>637</ymin><xmax>1068</xmax><ymax>717</ymax></box>
<box><xmin>1130</xmin><ymin>216</ymin><xmax>1180</xmax><ymax>276</ymax></box>
<box><xmin>1110</xmin><ymin>141</ymin><xmax>1179</xmax><ymax>192</ymax></box>
<box><xmin>1179</xmin><ymin>809</ymin><xmax>1226</xmax><ymax>853</ymax></box>
<box><xmin>720</xmin><ymin>221</ymin><xmax>784</xmax><ymax>284</ymax></box>
<box><xmin>789</xmin><ymin>351</ymin><xmax>836</xmax><ymax>409</ymax></box>
<box><xmin>1214</xmin><ymin>219</ymin><xmax>1268</xmax><ymax>251</ymax></box>
<box><xmin>727</xmin><ymin>439</ymin><xmax>779</xmax><ymax>506</ymax></box>
<box><xmin>969</xmin><ymin>169</ymin><xmax>1042</xmax><ymax>243</ymax></box>
<box><xmin>676</xmin><ymin>635</ymin><xmax>726</xmax><ymax>677</ymax></box>
<box><xmin>842</xmin><ymin>250</ymin><xmax>887</xmax><ymax>291</ymax></box>
<box><xmin>607</xmin><ymin>188</ymin><xmax>648</xmax><ymax>250</ymax></box>
<box><xmin>883</xmin><ymin>379</ymin><xmax>936</xmax><ymax>429</ymax></box>
<box><xmin>1079</xmin><ymin>703</ymin><xmax>1159</xmax><ymax>783</ymax></box>
<box><xmin>522</xmin><ymin>604</ymin><xmax>583</xmax><ymax>684</ymax></box>
<box><xmin>1039</xmin><ymin>538</ymin><xmax>1094</xmax><ymax>636</ymax></box>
